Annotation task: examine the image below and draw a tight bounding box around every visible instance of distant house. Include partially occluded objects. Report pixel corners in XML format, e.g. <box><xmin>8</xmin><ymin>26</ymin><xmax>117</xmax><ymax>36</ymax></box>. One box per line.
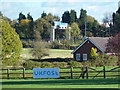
<box><xmin>71</xmin><ymin>37</ymin><xmax>110</xmax><ymax>61</ymax></box>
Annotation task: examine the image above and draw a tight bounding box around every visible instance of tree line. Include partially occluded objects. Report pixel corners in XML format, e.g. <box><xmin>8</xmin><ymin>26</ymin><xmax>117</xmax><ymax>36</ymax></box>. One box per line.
<box><xmin>1</xmin><ymin>7</ymin><xmax>120</xmax><ymax>41</ymax></box>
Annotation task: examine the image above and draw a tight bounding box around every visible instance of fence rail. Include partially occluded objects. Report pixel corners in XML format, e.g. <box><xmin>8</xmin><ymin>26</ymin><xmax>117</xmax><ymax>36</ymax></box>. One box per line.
<box><xmin>0</xmin><ymin>66</ymin><xmax>120</xmax><ymax>79</ymax></box>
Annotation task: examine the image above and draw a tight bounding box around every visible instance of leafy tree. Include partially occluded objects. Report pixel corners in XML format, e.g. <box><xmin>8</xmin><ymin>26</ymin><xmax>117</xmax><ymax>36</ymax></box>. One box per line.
<box><xmin>112</xmin><ymin>7</ymin><xmax>120</xmax><ymax>35</ymax></box>
<box><xmin>13</xmin><ymin>12</ymin><xmax>34</xmax><ymax>39</ymax></box>
<box><xmin>90</xmin><ymin>54</ymin><xmax>118</xmax><ymax>67</ymax></box>
<box><xmin>62</xmin><ymin>11</ymin><xmax>70</xmax><ymax>24</ymax></box>
<box><xmin>15</xmin><ymin>19</ymin><xmax>34</xmax><ymax>39</ymax></box>
<box><xmin>79</xmin><ymin>9</ymin><xmax>87</xmax><ymax>22</ymax></box>
<box><xmin>90</xmin><ymin>47</ymin><xmax>98</xmax><ymax>58</ymax></box>
<box><xmin>18</xmin><ymin>12</ymin><xmax>26</xmax><ymax>22</ymax></box>
<box><xmin>86</xmin><ymin>16</ymin><xmax>99</xmax><ymax>37</ymax></box>
<box><xmin>45</xmin><ymin>13</ymin><xmax>60</xmax><ymax>22</ymax></box>
<box><xmin>0</xmin><ymin>11</ymin><xmax>3</xmax><ymax>16</ymax></box>
<box><xmin>41</xmin><ymin>11</ymin><xmax>47</xmax><ymax>18</ymax></box>
<box><xmin>70</xmin><ymin>9</ymin><xmax>77</xmax><ymax>23</ymax></box>
<box><xmin>0</xmin><ymin>11</ymin><xmax>11</xmax><ymax>22</ymax></box>
<box><xmin>70</xmin><ymin>23</ymin><xmax>82</xmax><ymax>41</ymax></box>
<box><xmin>87</xmin><ymin>16</ymin><xmax>96</xmax><ymax>23</ymax></box>
<box><xmin>34</xmin><ymin>18</ymin><xmax>51</xmax><ymax>40</ymax></box>
<box><xmin>1</xmin><ymin>20</ymin><xmax>22</xmax><ymax>66</ymax></box>
<box><xmin>77</xmin><ymin>9</ymin><xmax>87</xmax><ymax>36</ymax></box>
<box><xmin>34</xmin><ymin>31</ymin><xmax>41</xmax><ymax>41</ymax></box>
<box><xmin>27</xmin><ymin>13</ymin><xmax>33</xmax><ymax>21</ymax></box>
<box><xmin>27</xmin><ymin>13</ymin><xmax>34</xmax><ymax>38</ymax></box>
<box><xmin>32</xmin><ymin>25</ymin><xmax>49</xmax><ymax>59</ymax></box>
<box><xmin>31</xmin><ymin>41</ymin><xmax>49</xmax><ymax>60</ymax></box>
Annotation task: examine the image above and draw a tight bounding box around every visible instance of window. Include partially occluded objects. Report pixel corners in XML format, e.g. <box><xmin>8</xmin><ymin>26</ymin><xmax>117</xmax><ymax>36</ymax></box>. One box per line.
<box><xmin>76</xmin><ymin>54</ymin><xmax>80</xmax><ymax>61</ymax></box>
<box><xmin>83</xmin><ymin>54</ymin><xmax>87</xmax><ymax>61</ymax></box>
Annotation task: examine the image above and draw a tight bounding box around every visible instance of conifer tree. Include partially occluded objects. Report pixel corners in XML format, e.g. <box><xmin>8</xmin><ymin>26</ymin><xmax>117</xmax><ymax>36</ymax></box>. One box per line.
<box><xmin>1</xmin><ymin>20</ymin><xmax>22</xmax><ymax>66</ymax></box>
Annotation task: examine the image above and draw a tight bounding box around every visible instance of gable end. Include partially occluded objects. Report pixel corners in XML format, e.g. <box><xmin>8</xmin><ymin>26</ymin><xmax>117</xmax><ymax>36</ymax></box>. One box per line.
<box><xmin>71</xmin><ymin>38</ymin><xmax>105</xmax><ymax>54</ymax></box>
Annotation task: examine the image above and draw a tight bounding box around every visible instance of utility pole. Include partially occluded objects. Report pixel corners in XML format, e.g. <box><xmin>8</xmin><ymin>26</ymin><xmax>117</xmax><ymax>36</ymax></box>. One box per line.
<box><xmin>69</xmin><ymin>27</ymin><xmax>71</xmax><ymax>40</ymax></box>
<box><xmin>84</xmin><ymin>21</ymin><xmax>87</xmax><ymax>39</ymax></box>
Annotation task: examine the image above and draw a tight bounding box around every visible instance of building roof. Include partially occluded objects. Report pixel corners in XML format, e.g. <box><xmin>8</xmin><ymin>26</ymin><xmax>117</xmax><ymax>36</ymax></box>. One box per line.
<box><xmin>72</xmin><ymin>37</ymin><xmax>110</xmax><ymax>54</ymax></box>
<box><xmin>89</xmin><ymin>37</ymin><xmax>110</xmax><ymax>52</ymax></box>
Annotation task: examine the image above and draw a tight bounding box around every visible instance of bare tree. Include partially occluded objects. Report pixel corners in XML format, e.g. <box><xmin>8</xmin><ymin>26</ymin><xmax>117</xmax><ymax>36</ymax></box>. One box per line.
<box><xmin>103</xmin><ymin>12</ymin><xmax>113</xmax><ymax>36</ymax></box>
<box><xmin>103</xmin><ymin>12</ymin><xmax>113</xmax><ymax>26</ymax></box>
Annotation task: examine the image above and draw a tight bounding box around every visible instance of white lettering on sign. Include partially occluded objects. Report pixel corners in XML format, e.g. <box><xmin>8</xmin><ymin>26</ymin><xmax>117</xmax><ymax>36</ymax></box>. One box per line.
<box><xmin>33</xmin><ymin>68</ymin><xmax>60</xmax><ymax>78</ymax></box>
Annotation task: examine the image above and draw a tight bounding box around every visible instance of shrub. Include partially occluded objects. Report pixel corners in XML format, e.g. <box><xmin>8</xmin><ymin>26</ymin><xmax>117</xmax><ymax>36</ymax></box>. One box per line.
<box><xmin>50</xmin><ymin>40</ymin><xmax>60</xmax><ymax>49</ymax></box>
<box><xmin>60</xmin><ymin>40</ymin><xmax>71</xmax><ymax>49</ymax></box>
<box><xmin>68</xmin><ymin>61</ymin><xmax>83</xmax><ymax>67</ymax></box>
<box><xmin>89</xmin><ymin>54</ymin><xmax>118</xmax><ymax>67</ymax></box>
<box><xmin>21</xmin><ymin>40</ymin><xmax>34</xmax><ymax>48</ymax></box>
<box><xmin>81</xmin><ymin>61</ymin><xmax>92</xmax><ymax>67</ymax></box>
<box><xmin>40</xmin><ymin>62</ymin><xmax>54</xmax><ymax>68</ymax></box>
<box><xmin>52</xmin><ymin>62</ymin><xmax>68</xmax><ymax>68</ymax></box>
<box><xmin>31</xmin><ymin>41</ymin><xmax>49</xmax><ymax>59</ymax></box>
<box><xmin>90</xmin><ymin>47</ymin><xmax>98</xmax><ymax>59</ymax></box>
<box><xmin>23</xmin><ymin>61</ymin><xmax>40</xmax><ymax>69</ymax></box>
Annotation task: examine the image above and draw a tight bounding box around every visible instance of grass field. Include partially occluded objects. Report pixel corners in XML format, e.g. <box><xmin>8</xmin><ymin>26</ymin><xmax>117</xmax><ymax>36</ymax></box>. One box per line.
<box><xmin>1</xmin><ymin>78</ymin><xmax>119</xmax><ymax>88</ymax></box>
<box><xmin>21</xmin><ymin>48</ymin><xmax>73</xmax><ymax>59</ymax></box>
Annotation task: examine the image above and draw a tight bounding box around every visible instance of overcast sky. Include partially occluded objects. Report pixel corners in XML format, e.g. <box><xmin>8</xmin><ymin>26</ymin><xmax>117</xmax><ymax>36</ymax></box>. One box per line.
<box><xmin>0</xmin><ymin>0</ymin><xmax>120</xmax><ymax>22</ymax></box>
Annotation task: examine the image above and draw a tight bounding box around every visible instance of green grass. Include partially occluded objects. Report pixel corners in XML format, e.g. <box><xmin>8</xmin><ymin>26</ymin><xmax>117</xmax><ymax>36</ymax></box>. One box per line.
<box><xmin>1</xmin><ymin>78</ymin><xmax>119</xmax><ymax>88</ymax></box>
<box><xmin>44</xmin><ymin>49</ymin><xmax>73</xmax><ymax>59</ymax></box>
<box><xmin>21</xmin><ymin>48</ymin><xmax>73</xmax><ymax>59</ymax></box>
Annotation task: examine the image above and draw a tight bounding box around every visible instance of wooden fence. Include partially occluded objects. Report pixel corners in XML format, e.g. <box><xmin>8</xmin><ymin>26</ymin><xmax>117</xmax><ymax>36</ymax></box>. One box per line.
<box><xmin>0</xmin><ymin>66</ymin><xmax>120</xmax><ymax>79</ymax></box>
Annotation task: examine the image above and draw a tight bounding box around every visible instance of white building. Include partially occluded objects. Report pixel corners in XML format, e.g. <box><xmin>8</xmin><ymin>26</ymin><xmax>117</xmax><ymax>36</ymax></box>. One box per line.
<box><xmin>53</xmin><ymin>21</ymin><xmax>68</xmax><ymax>29</ymax></box>
<box><xmin>50</xmin><ymin>21</ymin><xmax>69</xmax><ymax>41</ymax></box>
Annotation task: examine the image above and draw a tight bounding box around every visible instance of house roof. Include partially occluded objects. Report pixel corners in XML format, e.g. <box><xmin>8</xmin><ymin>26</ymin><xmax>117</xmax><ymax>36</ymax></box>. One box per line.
<box><xmin>71</xmin><ymin>37</ymin><xmax>110</xmax><ymax>54</ymax></box>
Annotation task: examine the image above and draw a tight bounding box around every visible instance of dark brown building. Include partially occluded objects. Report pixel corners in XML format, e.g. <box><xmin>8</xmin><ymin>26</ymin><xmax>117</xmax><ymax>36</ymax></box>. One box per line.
<box><xmin>71</xmin><ymin>37</ymin><xmax>110</xmax><ymax>61</ymax></box>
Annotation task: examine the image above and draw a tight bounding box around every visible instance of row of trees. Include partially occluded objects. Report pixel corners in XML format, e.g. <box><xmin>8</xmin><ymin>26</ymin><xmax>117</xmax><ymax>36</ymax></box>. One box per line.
<box><xmin>1</xmin><ymin>6</ymin><xmax>120</xmax><ymax>41</ymax></box>
<box><xmin>61</xmin><ymin>9</ymin><xmax>110</xmax><ymax>37</ymax></box>
<box><xmin>1</xmin><ymin>7</ymin><xmax>120</xmax><ymax>41</ymax></box>
<box><xmin>11</xmin><ymin>12</ymin><xmax>34</xmax><ymax>39</ymax></box>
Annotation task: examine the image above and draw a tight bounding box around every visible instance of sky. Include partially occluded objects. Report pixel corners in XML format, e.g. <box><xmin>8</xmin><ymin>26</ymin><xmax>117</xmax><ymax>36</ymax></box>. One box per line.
<box><xmin>0</xmin><ymin>0</ymin><xmax>120</xmax><ymax>22</ymax></box>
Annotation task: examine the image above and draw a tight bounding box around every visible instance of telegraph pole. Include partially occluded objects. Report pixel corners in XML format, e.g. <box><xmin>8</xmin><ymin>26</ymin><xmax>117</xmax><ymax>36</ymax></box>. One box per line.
<box><xmin>85</xmin><ymin>21</ymin><xmax>87</xmax><ymax>38</ymax></box>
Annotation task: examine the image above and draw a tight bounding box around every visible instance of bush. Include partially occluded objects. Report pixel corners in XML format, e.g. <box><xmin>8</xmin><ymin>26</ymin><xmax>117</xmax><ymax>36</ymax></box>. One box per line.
<box><xmin>89</xmin><ymin>54</ymin><xmax>118</xmax><ymax>67</ymax></box>
<box><xmin>52</xmin><ymin>62</ymin><xmax>68</xmax><ymax>68</ymax></box>
<box><xmin>60</xmin><ymin>40</ymin><xmax>71</xmax><ymax>49</ymax></box>
<box><xmin>50</xmin><ymin>40</ymin><xmax>60</xmax><ymax>49</ymax></box>
<box><xmin>31</xmin><ymin>41</ymin><xmax>49</xmax><ymax>59</ymax></box>
<box><xmin>81</xmin><ymin>61</ymin><xmax>92</xmax><ymax>67</ymax></box>
<box><xmin>40</xmin><ymin>62</ymin><xmax>54</xmax><ymax>68</ymax></box>
<box><xmin>21</xmin><ymin>40</ymin><xmax>34</xmax><ymax>48</ymax></box>
<box><xmin>68</xmin><ymin>61</ymin><xmax>83</xmax><ymax>67</ymax></box>
<box><xmin>23</xmin><ymin>61</ymin><xmax>40</xmax><ymax>69</ymax></box>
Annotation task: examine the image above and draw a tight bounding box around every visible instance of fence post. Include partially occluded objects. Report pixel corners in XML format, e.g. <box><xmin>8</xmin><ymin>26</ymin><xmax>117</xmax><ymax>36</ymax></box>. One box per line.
<box><xmin>7</xmin><ymin>69</ymin><xmax>10</xmax><ymax>79</ymax></box>
<box><xmin>23</xmin><ymin>68</ymin><xmax>25</xmax><ymax>79</ymax></box>
<box><xmin>70</xmin><ymin>67</ymin><xmax>73</xmax><ymax>79</ymax></box>
<box><xmin>86</xmin><ymin>67</ymin><xmax>88</xmax><ymax>79</ymax></box>
<box><xmin>103</xmin><ymin>66</ymin><xmax>106</xmax><ymax>79</ymax></box>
